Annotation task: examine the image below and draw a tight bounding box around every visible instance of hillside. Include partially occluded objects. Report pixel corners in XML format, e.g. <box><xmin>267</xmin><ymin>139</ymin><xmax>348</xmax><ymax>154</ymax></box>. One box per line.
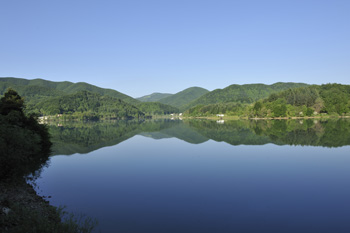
<box><xmin>136</xmin><ymin>102</ymin><xmax>179</xmax><ymax>115</ymax></box>
<box><xmin>252</xmin><ymin>84</ymin><xmax>350</xmax><ymax>118</ymax></box>
<box><xmin>185</xmin><ymin>83</ymin><xmax>350</xmax><ymax>117</ymax></box>
<box><xmin>137</xmin><ymin>92</ymin><xmax>173</xmax><ymax>102</ymax></box>
<box><xmin>158</xmin><ymin>87</ymin><xmax>209</xmax><ymax>111</ymax></box>
<box><xmin>34</xmin><ymin>91</ymin><xmax>144</xmax><ymax>120</ymax></box>
<box><xmin>0</xmin><ymin>77</ymin><xmax>139</xmax><ymax>105</ymax></box>
<box><xmin>184</xmin><ymin>82</ymin><xmax>309</xmax><ymax>110</ymax></box>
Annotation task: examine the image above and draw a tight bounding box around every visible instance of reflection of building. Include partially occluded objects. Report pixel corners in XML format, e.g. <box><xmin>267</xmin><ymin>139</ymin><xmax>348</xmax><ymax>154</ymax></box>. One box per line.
<box><xmin>217</xmin><ymin>120</ymin><xmax>225</xmax><ymax>124</ymax></box>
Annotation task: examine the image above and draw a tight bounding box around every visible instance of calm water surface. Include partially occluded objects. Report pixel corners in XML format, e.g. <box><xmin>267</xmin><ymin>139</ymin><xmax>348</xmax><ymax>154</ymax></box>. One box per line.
<box><xmin>36</xmin><ymin>119</ymin><xmax>350</xmax><ymax>233</ymax></box>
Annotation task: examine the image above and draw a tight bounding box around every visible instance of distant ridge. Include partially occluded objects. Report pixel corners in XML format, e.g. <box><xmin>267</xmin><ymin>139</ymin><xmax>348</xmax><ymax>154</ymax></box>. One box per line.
<box><xmin>137</xmin><ymin>92</ymin><xmax>173</xmax><ymax>102</ymax></box>
<box><xmin>158</xmin><ymin>87</ymin><xmax>209</xmax><ymax>111</ymax></box>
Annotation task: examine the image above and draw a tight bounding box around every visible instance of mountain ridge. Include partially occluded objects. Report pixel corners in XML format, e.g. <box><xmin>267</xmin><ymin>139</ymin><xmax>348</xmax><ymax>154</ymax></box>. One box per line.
<box><xmin>158</xmin><ymin>86</ymin><xmax>209</xmax><ymax>111</ymax></box>
<box><xmin>137</xmin><ymin>92</ymin><xmax>173</xmax><ymax>102</ymax></box>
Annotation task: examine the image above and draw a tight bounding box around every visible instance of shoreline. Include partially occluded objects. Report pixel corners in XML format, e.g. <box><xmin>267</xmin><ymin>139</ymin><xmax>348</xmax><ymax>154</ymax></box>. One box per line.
<box><xmin>183</xmin><ymin>115</ymin><xmax>350</xmax><ymax>121</ymax></box>
<box><xmin>0</xmin><ymin>179</ymin><xmax>61</xmax><ymax>232</ymax></box>
<box><xmin>0</xmin><ymin>179</ymin><xmax>97</xmax><ymax>232</ymax></box>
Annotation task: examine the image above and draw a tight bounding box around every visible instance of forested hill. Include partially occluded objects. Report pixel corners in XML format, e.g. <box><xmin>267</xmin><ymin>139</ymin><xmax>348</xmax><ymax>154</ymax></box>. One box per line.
<box><xmin>184</xmin><ymin>82</ymin><xmax>309</xmax><ymax>110</ymax></box>
<box><xmin>137</xmin><ymin>93</ymin><xmax>173</xmax><ymax>102</ymax></box>
<box><xmin>158</xmin><ymin>87</ymin><xmax>209</xmax><ymax>111</ymax></box>
<box><xmin>185</xmin><ymin>83</ymin><xmax>350</xmax><ymax>117</ymax></box>
<box><xmin>0</xmin><ymin>77</ymin><xmax>139</xmax><ymax>105</ymax></box>
<box><xmin>34</xmin><ymin>91</ymin><xmax>144</xmax><ymax>120</ymax></box>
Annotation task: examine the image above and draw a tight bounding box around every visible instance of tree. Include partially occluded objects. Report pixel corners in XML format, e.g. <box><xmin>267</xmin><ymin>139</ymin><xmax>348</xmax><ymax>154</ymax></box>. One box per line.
<box><xmin>0</xmin><ymin>88</ymin><xmax>25</xmax><ymax>115</ymax></box>
<box><xmin>0</xmin><ymin>89</ymin><xmax>51</xmax><ymax>180</ymax></box>
<box><xmin>272</xmin><ymin>99</ymin><xmax>287</xmax><ymax>117</ymax></box>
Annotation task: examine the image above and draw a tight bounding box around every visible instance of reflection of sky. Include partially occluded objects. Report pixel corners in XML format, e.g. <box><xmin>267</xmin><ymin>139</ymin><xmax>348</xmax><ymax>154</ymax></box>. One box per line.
<box><xmin>37</xmin><ymin>135</ymin><xmax>350</xmax><ymax>233</ymax></box>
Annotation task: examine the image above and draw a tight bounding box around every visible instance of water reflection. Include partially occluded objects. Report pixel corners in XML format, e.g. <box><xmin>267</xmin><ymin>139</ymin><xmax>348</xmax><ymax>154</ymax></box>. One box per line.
<box><xmin>41</xmin><ymin>118</ymin><xmax>350</xmax><ymax>233</ymax></box>
<box><xmin>49</xmin><ymin>118</ymin><xmax>350</xmax><ymax>155</ymax></box>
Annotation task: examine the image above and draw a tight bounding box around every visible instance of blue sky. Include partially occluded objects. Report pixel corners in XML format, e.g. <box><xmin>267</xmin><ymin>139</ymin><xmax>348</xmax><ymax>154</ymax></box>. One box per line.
<box><xmin>1</xmin><ymin>0</ymin><xmax>349</xmax><ymax>97</ymax></box>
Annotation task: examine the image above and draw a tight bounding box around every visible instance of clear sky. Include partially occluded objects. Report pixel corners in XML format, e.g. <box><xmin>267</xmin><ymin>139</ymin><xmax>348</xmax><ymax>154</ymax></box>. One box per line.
<box><xmin>1</xmin><ymin>0</ymin><xmax>349</xmax><ymax>97</ymax></box>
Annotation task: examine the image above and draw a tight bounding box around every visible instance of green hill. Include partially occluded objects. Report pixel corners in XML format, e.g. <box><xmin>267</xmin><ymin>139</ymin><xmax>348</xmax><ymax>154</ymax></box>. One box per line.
<box><xmin>0</xmin><ymin>77</ymin><xmax>188</xmax><ymax>117</ymax></box>
<box><xmin>0</xmin><ymin>77</ymin><xmax>139</xmax><ymax>105</ymax></box>
<box><xmin>158</xmin><ymin>87</ymin><xmax>209</xmax><ymax>111</ymax></box>
<box><xmin>34</xmin><ymin>91</ymin><xmax>144</xmax><ymax>120</ymax></box>
<box><xmin>137</xmin><ymin>92</ymin><xmax>173</xmax><ymax>102</ymax></box>
<box><xmin>184</xmin><ymin>82</ymin><xmax>309</xmax><ymax>110</ymax></box>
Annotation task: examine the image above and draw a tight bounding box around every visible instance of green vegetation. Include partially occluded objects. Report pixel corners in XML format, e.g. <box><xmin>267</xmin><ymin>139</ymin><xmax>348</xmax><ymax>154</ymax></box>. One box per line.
<box><xmin>34</xmin><ymin>91</ymin><xmax>144</xmax><ymax>120</ymax></box>
<box><xmin>137</xmin><ymin>92</ymin><xmax>173</xmax><ymax>102</ymax></box>
<box><xmin>158</xmin><ymin>87</ymin><xmax>209</xmax><ymax>111</ymax></box>
<box><xmin>251</xmin><ymin>84</ymin><xmax>350</xmax><ymax>118</ymax></box>
<box><xmin>136</xmin><ymin>102</ymin><xmax>179</xmax><ymax>116</ymax></box>
<box><xmin>184</xmin><ymin>82</ymin><xmax>308</xmax><ymax>110</ymax></box>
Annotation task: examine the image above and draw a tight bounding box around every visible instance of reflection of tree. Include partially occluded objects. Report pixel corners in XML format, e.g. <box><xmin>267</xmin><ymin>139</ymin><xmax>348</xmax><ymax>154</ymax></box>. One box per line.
<box><xmin>185</xmin><ymin>119</ymin><xmax>350</xmax><ymax>148</ymax></box>
<box><xmin>319</xmin><ymin>119</ymin><xmax>350</xmax><ymax>147</ymax></box>
<box><xmin>258</xmin><ymin>119</ymin><xmax>350</xmax><ymax>147</ymax></box>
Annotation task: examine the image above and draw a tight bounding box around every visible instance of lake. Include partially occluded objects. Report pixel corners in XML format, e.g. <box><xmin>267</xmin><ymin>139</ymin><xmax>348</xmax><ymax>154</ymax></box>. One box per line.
<box><xmin>35</xmin><ymin>119</ymin><xmax>350</xmax><ymax>233</ymax></box>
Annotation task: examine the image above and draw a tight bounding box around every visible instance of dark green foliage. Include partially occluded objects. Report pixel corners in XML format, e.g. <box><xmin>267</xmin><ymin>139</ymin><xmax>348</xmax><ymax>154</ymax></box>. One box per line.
<box><xmin>136</xmin><ymin>102</ymin><xmax>179</xmax><ymax>115</ymax></box>
<box><xmin>0</xmin><ymin>88</ymin><xmax>25</xmax><ymax>115</ymax></box>
<box><xmin>34</xmin><ymin>91</ymin><xmax>144</xmax><ymax>120</ymax></box>
<box><xmin>0</xmin><ymin>89</ymin><xmax>52</xmax><ymax>180</ymax></box>
<box><xmin>319</xmin><ymin>84</ymin><xmax>350</xmax><ymax>114</ymax></box>
<box><xmin>271</xmin><ymin>99</ymin><xmax>287</xmax><ymax>117</ymax></box>
<box><xmin>265</xmin><ymin>86</ymin><xmax>319</xmax><ymax>107</ymax></box>
<box><xmin>185</xmin><ymin>82</ymin><xmax>309</xmax><ymax>110</ymax></box>
<box><xmin>158</xmin><ymin>87</ymin><xmax>209</xmax><ymax>110</ymax></box>
<box><xmin>137</xmin><ymin>92</ymin><xmax>173</xmax><ymax>102</ymax></box>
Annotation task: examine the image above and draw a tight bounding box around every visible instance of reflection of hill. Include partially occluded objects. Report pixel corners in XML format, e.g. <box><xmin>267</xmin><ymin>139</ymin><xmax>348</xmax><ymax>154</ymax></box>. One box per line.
<box><xmin>258</xmin><ymin>118</ymin><xmax>350</xmax><ymax>148</ymax></box>
<box><xmin>50</xmin><ymin>118</ymin><xmax>350</xmax><ymax>156</ymax></box>
<box><xmin>50</xmin><ymin>120</ymin><xmax>189</xmax><ymax>155</ymax></box>
<box><xmin>186</xmin><ymin>118</ymin><xmax>350</xmax><ymax>148</ymax></box>
<box><xmin>139</xmin><ymin>123</ymin><xmax>209</xmax><ymax>144</ymax></box>
<box><xmin>184</xmin><ymin>120</ymin><xmax>273</xmax><ymax>146</ymax></box>
<box><xmin>49</xmin><ymin>121</ymin><xmax>141</xmax><ymax>155</ymax></box>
